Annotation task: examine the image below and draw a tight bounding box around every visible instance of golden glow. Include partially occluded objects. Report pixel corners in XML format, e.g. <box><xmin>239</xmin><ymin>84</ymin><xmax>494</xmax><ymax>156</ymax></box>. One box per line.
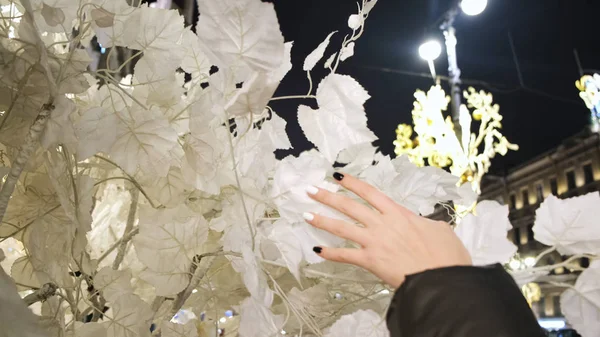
<box><xmin>521</xmin><ymin>282</ymin><xmax>541</xmax><ymax>308</ymax></box>
<box><xmin>576</xmin><ymin>74</ymin><xmax>600</xmax><ymax>132</ymax></box>
<box><xmin>395</xmin><ymin>85</ymin><xmax>519</xmax><ymax>194</ymax></box>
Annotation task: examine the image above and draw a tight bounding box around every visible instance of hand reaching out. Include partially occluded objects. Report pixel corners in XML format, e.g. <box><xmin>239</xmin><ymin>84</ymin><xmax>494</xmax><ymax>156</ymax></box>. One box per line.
<box><xmin>304</xmin><ymin>173</ymin><xmax>472</xmax><ymax>288</ymax></box>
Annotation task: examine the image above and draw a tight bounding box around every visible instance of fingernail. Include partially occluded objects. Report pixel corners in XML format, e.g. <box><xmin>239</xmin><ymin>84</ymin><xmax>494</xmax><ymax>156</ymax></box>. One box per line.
<box><xmin>333</xmin><ymin>172</ymin><xmax>344</xmax><ymax>181</ymax></box>
<box><xmin>313</xmin><ymin>246</ymin><xmax>322</xmax><ymax>254</ymax></box>
<box><xmin>306</xmin><ymin>185</ymin><xmax>319</xmax><ymax>195</ymax></box>
<box><xmin>303</xmin><ymin>212</ymin><xmax>314</xmax><ymax>221</ymax></box>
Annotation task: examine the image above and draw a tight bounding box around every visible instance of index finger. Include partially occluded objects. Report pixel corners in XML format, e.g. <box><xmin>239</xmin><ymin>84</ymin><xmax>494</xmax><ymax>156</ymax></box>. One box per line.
<box><xmin>332</xmin><ymin>173</ymin><xmax>404</xmax><ymax>215</ymax></box>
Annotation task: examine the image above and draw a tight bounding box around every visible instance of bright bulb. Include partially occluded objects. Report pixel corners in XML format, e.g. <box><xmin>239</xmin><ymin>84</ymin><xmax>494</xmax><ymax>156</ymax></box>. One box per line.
<box><xmin>418</xmin><ymin>40</ymin><xmax>442</xmax><ymax>62</ymax></box>
<box><xmin>219</xmin><ymin>317</ymin><xmax>227</xmax><ymax>323</ymax></box>
<box><xmin>523</xmin><ymin>257</ymin><xmax>536</xmax><ymax>268</ymax></box>
<box><xmin>461</xmin><ymin>0</ymin><xmax>488</xmax><ymax>16</ymax></box>
<box><xmin>509</xmin><ymin>259</ymin><xmax>522</xmax><ymax>271</ymax></box>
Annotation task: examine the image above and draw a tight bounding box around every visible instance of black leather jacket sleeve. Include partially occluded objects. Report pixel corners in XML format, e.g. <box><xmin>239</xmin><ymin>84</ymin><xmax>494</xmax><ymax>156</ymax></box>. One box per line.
<box><xmin>386</xmin><ymin>264</ymin><xmax>547</xmax><ymax>337</ymax></box>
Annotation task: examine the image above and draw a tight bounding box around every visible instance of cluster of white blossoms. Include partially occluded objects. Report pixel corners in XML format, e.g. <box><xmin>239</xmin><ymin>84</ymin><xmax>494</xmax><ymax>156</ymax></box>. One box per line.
<box><xmin>0</xmin><ymin>0</ymin><xmax>598</xmax><ymax>336</ymax></box>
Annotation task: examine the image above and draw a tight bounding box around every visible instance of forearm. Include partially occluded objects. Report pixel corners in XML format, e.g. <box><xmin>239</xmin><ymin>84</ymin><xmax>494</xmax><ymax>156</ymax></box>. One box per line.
<box><xmin>386</xmin><ymin>264</ymin><xmax>547</xmax><ymax>337</ymax></box>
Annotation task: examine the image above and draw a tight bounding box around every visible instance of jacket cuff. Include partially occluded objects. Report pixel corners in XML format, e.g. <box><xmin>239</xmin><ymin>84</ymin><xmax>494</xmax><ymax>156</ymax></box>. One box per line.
<box><xmin>386</xmin><ymin>264</ymin><xmax>546</xmax><ymax>337</ymax></box>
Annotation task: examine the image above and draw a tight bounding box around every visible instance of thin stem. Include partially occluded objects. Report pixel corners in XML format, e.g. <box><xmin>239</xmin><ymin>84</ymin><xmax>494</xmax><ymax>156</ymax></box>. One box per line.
<box><xmin>96</xmin><ymin>227</ymin><xmax>140</xmax><ymax>265</ymax></box>
<box><xmin>270</xmin><ymin>95</ymin><xmax>317</xmax><ymax>102</ymax></box>
<box><xmin>167</xmin><ymin>251</ymin><xmax>225</xmax><ymax>320</ymax></box>
<box><xmin>224</xmin><ymin>118</ymin><xmax>256</xmax><ymax>250</ymax></box>
<box><xmin>534</xmin><ymin>246</ymin><xmax>557</xmax><ymax>265</ymax></box>
<box><xmin>112</xmin><ymin>188</ymin><xmax>139</xmax><ymax>270</ymax></box>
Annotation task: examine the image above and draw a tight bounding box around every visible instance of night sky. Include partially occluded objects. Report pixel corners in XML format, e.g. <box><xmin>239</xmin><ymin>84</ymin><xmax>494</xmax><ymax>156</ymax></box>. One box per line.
<box><xmin>176</xmin><ymin>0</ymin><xmax>600</xmax><ymax>175</ymax></box>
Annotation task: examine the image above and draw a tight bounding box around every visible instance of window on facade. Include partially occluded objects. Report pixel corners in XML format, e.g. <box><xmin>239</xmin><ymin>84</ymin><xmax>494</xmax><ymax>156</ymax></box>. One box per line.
<box><xmin>513</xmin><ymin>227</ymin><xmax>520</xmax><ymax>246</ymax></box>
<box><xmin>522</xmin><ymin>189</ymin><xmax>530</xmax><ymax>206</ymax></box>
<box><xmin>535</xmin><ymin>184</ymin><xmax>544</xmax><ymax>202</ymax></box>
<box><xmin>509</xmin><ymin>194</ymin><xmax>516</xmax><ymax>209</ymax></box>
<box><xmin>550</xmin><ymin>178</ymin><xmax>558</xmax><ymax>195</ymax></box>
<box><xmin>583</xmin><ymin>163</ymin><xmax>594</xmax><ymax>185</ymax></box>
<box><xmin>566</xmin><ymin>170</ymin><xmax>576</xmax><ymax>190</ymax></box>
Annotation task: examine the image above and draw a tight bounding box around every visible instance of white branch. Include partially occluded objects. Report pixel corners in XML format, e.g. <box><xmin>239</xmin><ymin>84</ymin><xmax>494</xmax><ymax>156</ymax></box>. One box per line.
<box><xmin>112</xmin><ymin>188</ymin><xmax>139</xmax><ymax>270</ymax></box>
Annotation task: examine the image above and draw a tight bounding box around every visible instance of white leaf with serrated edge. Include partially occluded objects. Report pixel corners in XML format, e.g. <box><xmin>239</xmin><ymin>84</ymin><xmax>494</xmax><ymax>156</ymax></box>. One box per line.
<box><xmin>109</xmin><ymin>106</ymin><xmax>179</xmax><ymax>177</ymax></box>
<box><xmin>197</xmin><ymin>0</ymin><xmax>285</xmax><ymax>74</ymax></box>
<box><xmin>101</xmin><ymin>294</ymin><xmax>153</xmax><ymax>337</ymax></box>
<box><xmin>75</xmin><ymin>107</ymin><xmax>119</xmax><ymax>160</ymax></box>
<box><xmin>561</xmin><ymin>261</ymin><xmax>600</xmax><ymax>337</ymax></box>
<box><xmin>94</xmin><ymin>267</ymin><xmax>133</xmax><ymax>302</ymax></box>
<box><xmin>325</xmin><ymin>310</ymin><xmax>389</xmax><ymax>337</ymax></box>
<box><xmin>454</xmin><ymin>201</ymin><xmax>517</xmax><ymax>265</ymax></box>
<box><xmin>238</xmin><ymin>297</ymin><xmax>283</xmax><ymax>337</ymax></box>
<box><xmin>304</xmin><ymin>31</ymin><xmax>336</xmax><ymax>71</ymax></box>
<box><xmin>133</xmin><ymin>205</ymin><xmax>208</xmax><ymax>295</ymax></box>
<box><xmin>534</xmin><ymin>193</ymin><xmax>600</xmax><ymax>255</ymax></box>
<box><xmin>161</xmin><ymin>321</ymin><xmax>198</xmax><ymax>337</ymax></box>
<box><xmin>298</xmin><ymin>74</ymin><xmax>376</xmax><ymax>162</ymax></box>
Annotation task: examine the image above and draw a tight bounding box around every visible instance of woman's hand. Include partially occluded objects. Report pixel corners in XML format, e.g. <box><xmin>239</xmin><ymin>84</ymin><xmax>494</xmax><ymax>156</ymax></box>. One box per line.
<box><xmin>304</xmin><ymin>173</ymin><xmax>472</xmax><ymax>288</ymax></box>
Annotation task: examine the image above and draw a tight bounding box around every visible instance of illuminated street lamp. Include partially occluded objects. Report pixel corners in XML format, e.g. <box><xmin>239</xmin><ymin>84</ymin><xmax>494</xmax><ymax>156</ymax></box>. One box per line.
<box><xmin>418</xmin><ymin>40</ymin><xmax>442</xmax><ymax>79</ymax></box>
<box><xmin>418</xmin><ymin>0</ymin><xmax>488</xmax><ymax>138</ymax></box>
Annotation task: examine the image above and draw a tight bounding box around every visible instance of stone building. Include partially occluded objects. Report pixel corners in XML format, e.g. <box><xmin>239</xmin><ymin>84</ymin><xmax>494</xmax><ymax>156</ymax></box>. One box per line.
<box><xmin>479</xmin><ymin>128</ymin><xmax>600</xmax><ymax>323</ymax></box>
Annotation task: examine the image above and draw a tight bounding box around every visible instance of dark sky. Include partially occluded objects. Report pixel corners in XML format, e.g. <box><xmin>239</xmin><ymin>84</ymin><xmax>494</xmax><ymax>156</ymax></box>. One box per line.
<box><xmin>173</xmin><ymin>0</ymin><xmax>600</xmax><ymax>175</ymax></box>
<box><xmin>268</xmin><ymin>0</ymin><xmax>600</xmax><ymax>174</ymax></box>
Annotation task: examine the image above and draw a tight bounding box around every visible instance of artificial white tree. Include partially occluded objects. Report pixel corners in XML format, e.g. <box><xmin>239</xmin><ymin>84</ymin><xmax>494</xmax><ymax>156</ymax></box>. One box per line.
<box><xmin>0</xmin><ymin>0</ymin><xmax>598</xmax><ymax>336</ymax></box>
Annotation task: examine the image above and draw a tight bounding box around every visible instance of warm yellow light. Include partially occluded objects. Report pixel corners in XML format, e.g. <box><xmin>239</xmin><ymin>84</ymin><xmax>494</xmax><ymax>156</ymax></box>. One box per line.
<box><xmin>394</xmin><ymin>85</ymin><xmax>518</xmax><ymax>194</ymax></box>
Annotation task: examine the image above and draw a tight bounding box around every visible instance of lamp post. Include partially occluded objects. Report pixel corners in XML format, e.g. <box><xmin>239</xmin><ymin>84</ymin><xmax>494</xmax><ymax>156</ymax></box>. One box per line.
<box><xmin>419</xmin><ymin>0</ymin><xmax>488</xmax><ymax>139</ymax></box>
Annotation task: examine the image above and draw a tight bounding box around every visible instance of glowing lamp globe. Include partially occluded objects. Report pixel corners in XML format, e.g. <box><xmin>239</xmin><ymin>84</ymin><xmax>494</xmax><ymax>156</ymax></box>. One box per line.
<box><xmin>461</xmin><ymin>0</ymin><xmax>488</xmax><ymax>16</ymax></box>
<box><xmin>418</xmin><ymin>40</ymin><xmax>442</xmax><ymax>62</ymax></box>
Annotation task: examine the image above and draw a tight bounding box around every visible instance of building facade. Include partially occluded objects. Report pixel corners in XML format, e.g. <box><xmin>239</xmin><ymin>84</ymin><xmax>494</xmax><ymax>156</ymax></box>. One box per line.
<box><xmin>479</xmin><ymin>129</ymin><xmax>600</xmax><ymax>322</ymax></box>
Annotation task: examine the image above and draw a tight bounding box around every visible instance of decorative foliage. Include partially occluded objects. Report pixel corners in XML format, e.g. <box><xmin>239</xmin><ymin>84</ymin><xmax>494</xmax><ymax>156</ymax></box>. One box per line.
<box><xmin>576</xmin><ymin>74</ymin><xmax>600</xmax><ymax>132</ymax></box>
<box><xmin>0</xmin><ymin>1</ymin><xmax>596</xmax><ymax>337</ymax></box>
<box><xmin>394</xmin><ymin>85</ymin><xmax>518</xmax><ymax>194</ymax></box>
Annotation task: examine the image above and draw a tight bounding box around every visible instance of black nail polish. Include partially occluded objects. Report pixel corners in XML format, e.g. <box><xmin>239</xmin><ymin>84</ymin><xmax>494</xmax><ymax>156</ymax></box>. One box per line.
<box><xmin>313</xmin><ymin>246</ymin><xmax>323</xmax><ymax>254</ymax></box>
<box><xmin>333</xmin><ymin>172</ymin><xmax>344</xmax><ymax>181</ymax></box>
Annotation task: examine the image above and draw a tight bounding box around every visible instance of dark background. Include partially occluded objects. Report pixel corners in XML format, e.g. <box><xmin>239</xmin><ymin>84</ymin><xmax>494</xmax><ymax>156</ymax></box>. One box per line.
<box><xmin>174</xmin><ymin>0</ymin><xmax>600</xmax><ymax>175</ymax></box>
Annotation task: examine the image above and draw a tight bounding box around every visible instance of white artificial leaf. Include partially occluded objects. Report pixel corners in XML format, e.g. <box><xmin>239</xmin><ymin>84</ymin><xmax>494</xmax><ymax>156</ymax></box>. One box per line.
<box><xmin>304</xmin><ymin>31</ymin><xmax>336</xmax><ymax>71</ymax></box>
<box><xmin>238</xmin><ymin>297</ymin><xmax>283</xmax><ymax>337</ymax></box>
<box><xmin>298</xmin><ymin>74</ymin><xmax>376</xmax><ymax>162</ymax></box>
<box><xmin>140</xmin><ymin>166</ymin><xmax>188</xmax><ymax>208</ymax></box>
<box><xmin>133</xmin><ymin>205</ymin><xmax>208</xmax><ymax>295</ymax></box>
<box><xmin>128</xmin><ymin>7</ymin><xmax>185</xmax><ymax>57</ymax></box>
<box><xmin>561</xmin><ymin>261</ymin><xmax>600</xmax><ymax>337</ymax></box>
<box><xmin>325</xmin><ymin>310</ymin><xmax>389</xmax><ymax>337</ymax></box>
<box><xmin>270</xmin><ymin>150</ymin><xmax>349</xmax><ymax>223</ymax></box>
<box><xmin>454</xmin><ymin>201</ymin><xmax>517</xmax><ymax>265</ymax></box>
<box><xmin>269</xmin><ymin>41</ymin><xmax>294</xmax><ymax>84</ymax></box>
<box><xmin>324</xmin><ymin>52</ymin><xmax>337</xmax><ymax>69</ymax></box>
<box><xmin>337</xmin><ymin>142</ymin><xmax>377</xmax><ymax>176</ymax></box>
<box><xmin>197</xmin><ymin>0</ymin><xmax>285</xmax><ymax>74</ymax></box>
<box><xmin>231</xmin><ymin>246</ymin><xmax>273</xmax><ymax>306</ymax></box>
<box><xmin>102</xmin><ymin>294</ymin><xmax>153</xmax><ymax>337</ymax></box>
<box><xmin>0</xmin><ymin>251</ymin><xmax>47</xmax><ymax>337</ymax></box>
<box><xmin>262</xmin><ymin>112</ymin><xmax>292</xmax><ymax>150</ymax></box>
<box><xmin>265</xmin><ymin>220</ymin><xmax>304</xmax><ymax>280</ymax></box>
<box><xmin>94</xmin><ymin>267</ymin><xmax>134</xmax><ymax>303</ymax></box>
<box><xmin>133</xmin><ymin>53</ymin><xmax>185</xmax><ymax>108</ymax></box>
<box><xmin>93</xmin><ymin>4</ymin><xmax>142</xmax><ymax>48</ymax></box>
<box><xmin>41</xmin><ymin>95</ymin><xmax>77</xmax><ymax>151</ymax></box>
<box><xmin>340</xmin><ymin>42</ymin><xmax>355</xmax><ymax>61</ymax></box>
<box><xmin>160</xmin><ymin>321</ymin><xmax>198</xmax><ymax>337</ymax></box>
<box><xmin>361</xmin><ymin>156</ymin><xmax>465</xmax><ymax>215</ymax></box>
<box><xmin>364</xmin><ymin>0</ymin><xmax>379</xmax><ymax>14</ymax></box>
<box><xmin>109</xmin><ymin>106</ymin><xmax>179</xmax><ymax>177</ymax></box>
<box><xmin>225</xmin><ymin>71</ymin><xmax>279</xmax><ymax>118</ymax></box>
<box><xmin>75</xmin><ymin>107</ymin><xmax>119</xmax><ymax>160</ymax></box>
<box><xmin>70</xmin><ymin>322</ymin><xmax>107</xmax><ymax>337</ymax></box>
<box><xmin>534</xmin><ymin>194</ymin><xmax>600</xmax><ymax>255</ymax></box>
<box><xmin>180</xmin><ymin>29</ymin><xmax>212</xmax><ymax>81</ymax></box>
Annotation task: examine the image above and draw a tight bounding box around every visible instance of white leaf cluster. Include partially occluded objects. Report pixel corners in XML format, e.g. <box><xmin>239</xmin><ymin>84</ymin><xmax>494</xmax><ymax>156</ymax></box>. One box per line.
<box><xmin>0</xmin><ymin>0</ymin><xmax>597</xmax><ymax>337</ymax></box>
